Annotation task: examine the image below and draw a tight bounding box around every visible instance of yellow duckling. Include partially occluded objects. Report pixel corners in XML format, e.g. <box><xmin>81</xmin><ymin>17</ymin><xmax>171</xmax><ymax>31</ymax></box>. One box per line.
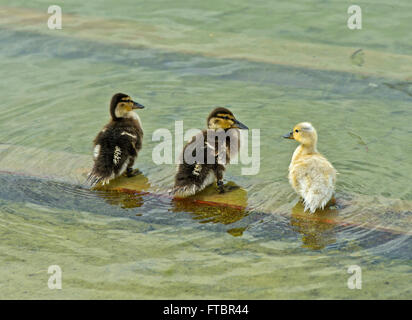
<box><xmin>283</xmin><ymin>122</ymin><xmax>337</xmax><ymax>213</ymax></box>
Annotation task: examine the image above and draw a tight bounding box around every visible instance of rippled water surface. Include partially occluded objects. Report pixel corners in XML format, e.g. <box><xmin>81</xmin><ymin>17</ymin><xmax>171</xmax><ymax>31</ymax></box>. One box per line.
<box><xmin>0</xmin><ymin>1</ymin><xmax>411</xmax><ymax>299</ymax></box>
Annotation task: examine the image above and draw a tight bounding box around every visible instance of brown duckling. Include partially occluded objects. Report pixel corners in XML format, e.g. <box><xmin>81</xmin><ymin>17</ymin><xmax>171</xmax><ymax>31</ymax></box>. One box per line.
<box><xmin>87</xmin><ymin>93</ymin><xmax>145</xmax><ymax>186</ymax></box>
<box><xmin>173</xmin><ymin>107</ymin><xmax>248</xmax><ymax>197</ymax></box>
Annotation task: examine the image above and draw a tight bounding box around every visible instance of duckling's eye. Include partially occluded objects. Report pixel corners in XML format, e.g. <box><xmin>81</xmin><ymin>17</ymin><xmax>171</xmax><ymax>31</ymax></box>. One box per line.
<box><xmin>295</xmin><ymin>129</ymin><xmax>299</xmax><ymax>133</ymax></box>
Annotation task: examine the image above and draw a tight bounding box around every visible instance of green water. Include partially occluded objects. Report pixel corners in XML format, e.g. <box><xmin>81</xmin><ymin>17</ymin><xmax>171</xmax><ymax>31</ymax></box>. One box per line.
<box><xmin>0</xmin><ymin>0</ymin><xmax>411</xmax><ymax>299</ymax></box>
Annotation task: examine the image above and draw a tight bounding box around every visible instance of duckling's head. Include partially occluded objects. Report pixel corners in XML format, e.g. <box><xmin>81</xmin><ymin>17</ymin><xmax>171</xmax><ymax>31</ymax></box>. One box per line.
<box><xmin>110</xmin><ymin>93</ymin><xmax>144</xmax><ymax>120</ymax></box>
<box><xmin>207</xmin><ymin>107</ymin><xmax>248</xmax><ymax>130</ymax></box>
<box><xmin>283</xmin><ymin>122</ymin><xmax>318</xmax><ymax>146</ymax></box>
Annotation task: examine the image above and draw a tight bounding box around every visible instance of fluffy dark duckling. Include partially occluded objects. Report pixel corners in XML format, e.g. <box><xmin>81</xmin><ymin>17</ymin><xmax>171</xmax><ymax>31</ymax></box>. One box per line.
<box><xmin>87</xmin><ymin>93</ymin><xmax>145</xmax><ymax>186</ymax></box>
<box><xmin>173</xmin><ymin>107</ymin><xmax>248</xmax><ymax>197</ymax></box>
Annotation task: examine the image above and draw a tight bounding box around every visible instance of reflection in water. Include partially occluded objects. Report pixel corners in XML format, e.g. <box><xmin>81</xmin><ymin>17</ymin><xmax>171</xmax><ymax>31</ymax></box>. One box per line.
<box><xmin>92</xmin><ymin>178</ymin><xmax>250</xmax><ymax>237</ymax></box>
<box><xmin>93</xmin><ymin>173</ymin><xmax>151</xmax><ymax>209</ymax></box>
<box><xmin>172</xmin><ymin>182</ymin><xmax>249</xmax><ymax>236</ymax></box>
<box><xmin>290</xmin><ymin>201</ymin><xmax>339</xmax><ymax>250</ymax></box>
<box><xmin>95</xmin><ymin>190</ymin><xmax>146</xmax><ymax>209</ymax></box>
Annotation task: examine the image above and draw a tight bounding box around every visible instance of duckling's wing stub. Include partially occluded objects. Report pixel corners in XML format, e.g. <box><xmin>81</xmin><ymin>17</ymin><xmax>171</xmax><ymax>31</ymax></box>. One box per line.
<box><xmin>87</xmin><ymin>127</ymin><xmax>140</xmax><ymax>187</ymax></box>
<box><xmin>174</xmin><ymin>131</ymin><xmax>224</xmax><ymax>197</ymax></box>
<box><xmin>184</xmin><ymin>131</ymin><xmax>217</xmax><ymax>163</ymax></box>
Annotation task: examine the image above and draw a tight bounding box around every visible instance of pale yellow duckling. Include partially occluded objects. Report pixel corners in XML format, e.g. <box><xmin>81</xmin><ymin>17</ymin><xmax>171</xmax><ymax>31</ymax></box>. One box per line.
<box><xmin>283</xmin><ymin>122</ymin><xmax>337</xmax><ymax>213</ymax></box>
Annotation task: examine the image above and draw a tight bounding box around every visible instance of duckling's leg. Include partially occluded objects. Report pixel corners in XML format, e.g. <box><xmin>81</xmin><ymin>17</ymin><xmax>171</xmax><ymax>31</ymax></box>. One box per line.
<box><xmin>328</xmin><ymin>197</ymin><xmax>337</xmax><ymax>206</ymax></box>
<box><xmin>217</xmin><ymin>180</ymin><xmax>224</xmax><ymax>193</ymax></box>
<box><xmin>214</xmin><ymin>164</ymin><xmax>225</xmax><ymax>193</ymax></box>
<box><xmin>125</xmin><ymin>158</ymin><xmax>140</xmax><ymax>177</ymax></box>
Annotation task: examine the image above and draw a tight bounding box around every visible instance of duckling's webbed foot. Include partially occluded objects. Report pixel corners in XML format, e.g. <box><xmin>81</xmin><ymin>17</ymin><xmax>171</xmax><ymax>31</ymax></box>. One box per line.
<box><xmin>126</xmin><ymin>167</ymin><xmax>141</xmax><ymax>177</ymax></box>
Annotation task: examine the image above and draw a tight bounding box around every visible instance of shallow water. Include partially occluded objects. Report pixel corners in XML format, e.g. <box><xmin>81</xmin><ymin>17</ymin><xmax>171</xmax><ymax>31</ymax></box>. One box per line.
<box><xmin>0</xmin><ymin>1</ymin><xmax>411</xmax><ymax>299</ymax></box>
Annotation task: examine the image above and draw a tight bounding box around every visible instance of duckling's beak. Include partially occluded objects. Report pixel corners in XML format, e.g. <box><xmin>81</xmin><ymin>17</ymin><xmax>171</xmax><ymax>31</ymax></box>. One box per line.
<box><xmin>283</xmin><ymin>132</ymin><xmax>294</xmax><ymax>139</ymax></box>
<box><xmin>132</xmin><ymin>101</ymin><xmax>145</xmax><ymax>109</ymax></box>
<box><xmin>233</xmin><ymin>119</ymin><xmax>248</xmax><ymax>130</ymax></box>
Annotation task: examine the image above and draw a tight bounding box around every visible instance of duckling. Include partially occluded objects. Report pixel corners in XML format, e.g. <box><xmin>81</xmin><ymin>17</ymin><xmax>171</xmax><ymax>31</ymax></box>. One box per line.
<box><xmin>173</xmin><ymin>107</ymin><xmax>248</xmax><ymax>197</ymax></box>
<box><xmin>283</xmin><ymin>122</ymin><xmax>337</xmax><ymax>213</ymax></box>
<box><xmin>87</xmin><ymin>93</ymin><xmax>145</xmax><ymax>186</ymax></box>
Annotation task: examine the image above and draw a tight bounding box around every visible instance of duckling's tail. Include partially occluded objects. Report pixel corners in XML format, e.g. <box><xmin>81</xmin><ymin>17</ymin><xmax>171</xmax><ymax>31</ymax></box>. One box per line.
<box><xmin>302</xmin><ymin>178</ymin><xmax>335</xmax><ymax>214</ymax></box>
<box><xmin>173</xmin><ymin>170</ymin><xmax>216</xmax><ymax>198</ymax></box>
<box><xmin>86</xmin><ymin>169</ymin><xmax>113</xmax><ymax>187</ymax></box>
<box><xmin>172</xmin><ymin>184</ymin><xmax>201</xmax><ymax>198</ymax></box>
<box><xmin>172</xmin><ymin>177</ymin><xmax>215</xmax><ymax>198</ymax></box>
